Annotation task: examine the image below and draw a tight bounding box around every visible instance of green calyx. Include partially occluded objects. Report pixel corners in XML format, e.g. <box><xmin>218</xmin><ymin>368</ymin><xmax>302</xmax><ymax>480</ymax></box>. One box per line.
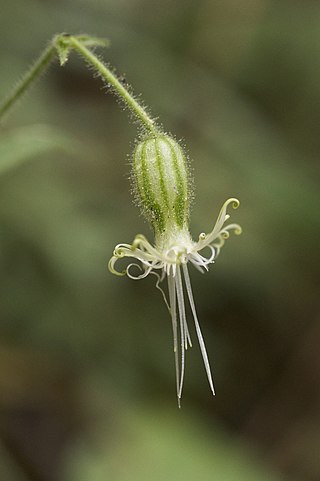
<box><xmin>133</xmin><ymin>135</ymin><xmax>190</xmax><ymax>235</ymax></box>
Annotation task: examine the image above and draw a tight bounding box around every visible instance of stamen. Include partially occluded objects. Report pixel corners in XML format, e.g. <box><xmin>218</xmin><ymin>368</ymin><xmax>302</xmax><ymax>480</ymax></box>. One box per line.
<box><xmin>176</xmin><ymin>266</ymin><xmax>192</xmax><ymax>350</ymax></box>
<box><xmin>168</xmin><ymin>273</ymin><xmax>180</xmax><ymax>407</ymax></box>
<box><xmin>188</xmin><ymin>257</ymin><xmax>206</xmax><ymax>273</ymax></box>
<box><xmin>182</xmin><ymin>263</ymin><xmax>215</xmax><ymax>395</ymax></box>
<box><xmin>175</xmin><ymin>266</ymin><xmax>186</xmax><ymax>400</ymax></box>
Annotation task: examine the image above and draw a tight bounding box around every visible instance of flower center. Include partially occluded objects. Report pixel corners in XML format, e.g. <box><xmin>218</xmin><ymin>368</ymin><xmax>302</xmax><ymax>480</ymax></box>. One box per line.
<box><xmin>155</xmin><ymin>228</ymin><xmax>195</xmax><ymax>265</ymax></box>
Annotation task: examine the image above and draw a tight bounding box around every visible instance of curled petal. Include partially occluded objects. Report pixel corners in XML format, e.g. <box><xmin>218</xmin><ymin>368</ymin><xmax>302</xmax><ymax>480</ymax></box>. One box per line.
<box><xmin>196</xmin><ymin>245</ymin><xmax>216</xmax><ymax>264</ymax></box>
<box><xmin>108</xmin><ymin>256</ymin><xmax>126</xmax><ymax>276</ymax></box>
<box><xmin>189</xmin><ymin>245</ymin><xmax>216</xmax><ymax>271</ymax></box>
<box><xmin>211</xmin><ymin>224</ymin><xmax>241</xmax><ymax>251</ymax></box>
<box><xmin>109</xmin><ymin>233</ymin><xmax>165</xmax><ymax>280</ymax></box>
<box><xmin>131</xmin><ymin>234</ymin><xmax>161</xmax><ymax>259</ymax></box>
<box><xmin>108</xmin><ymin>248</ymin><xmax>156</xmax><ymax>277</ymax></box>
<box><xmin>113</xmin><ymin>246</ymin><xmax>129</xmax><ymax>258</ymax></box>
<box><xmin>232</xmin><ymin>224</ymin><xmax>242</xmax><ymax>236</ymax></box>
<box><xmin>196</xmin><ymin>198</ymin><xmax>241</xmax><ymax>251</ymax></box>
<box><xmin>126</xmin><ymin>263</ymin><xmax>152</xmax><ymax>280</ymax></box>
<box><xmin>113</xmin><ymin>237</ymin><xmax>161</xmax><ymax>264</ymax></box>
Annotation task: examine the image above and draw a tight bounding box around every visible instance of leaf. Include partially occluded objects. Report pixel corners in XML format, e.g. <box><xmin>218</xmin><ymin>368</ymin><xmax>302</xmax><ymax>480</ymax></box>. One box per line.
<box><xmin>54</xmin><ymin>34</ymin><xmax>109</xmax><ymax>65</ymax></box>
<box><xmin>64</xmin><ymin>404</ymin><xmax>286</xmax><ymax>481</ymax></box>
<box><xmin>54</xmin><ymin>35</ymin><xmax>72</xmax><ymax>66</ymax></box>
<box><xmin>74</xmin><ymin>35</ymin><xmax>110</xmax><ymax>49</ymax></box>
<box><xmin>0</xmin><ymin>124</ymin><xmax>76</xmax><ymax>176</ymax></box>
<box><xmin>56</xmin><ymin>43</ymin><xmax>71</xmax><ymax>66</ymax></box>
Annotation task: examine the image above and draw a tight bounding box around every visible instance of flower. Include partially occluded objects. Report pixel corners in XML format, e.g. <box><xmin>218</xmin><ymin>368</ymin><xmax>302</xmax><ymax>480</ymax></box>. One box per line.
<box><xmin>109</xmin><ymin>134</ymin><xmax>241</xmax><ymax>406</ymax></box>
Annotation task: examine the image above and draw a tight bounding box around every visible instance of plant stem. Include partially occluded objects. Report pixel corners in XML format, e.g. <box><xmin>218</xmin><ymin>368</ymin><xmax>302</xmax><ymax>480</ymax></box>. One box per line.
<box><xmin>0</xmin><ymin>33</ymin><xmax>158</xmax><ymax>135</ymax></box>
<box><xmin>68</xmin><ymin>36</ymin><xmax>158</xmax><ymax>135</ymax></box>
<box><xmin>0</xmin><ymin>42</ymin><xmax>56</xmax><ymax>120</ymax></box>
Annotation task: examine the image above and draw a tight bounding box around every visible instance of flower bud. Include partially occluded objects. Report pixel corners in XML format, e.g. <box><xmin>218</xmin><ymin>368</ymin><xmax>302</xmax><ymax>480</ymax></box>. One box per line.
<box><xmin>133</xmin><ymin>135</ymin><xmax>190</xmax><ymax>234</ymax></box>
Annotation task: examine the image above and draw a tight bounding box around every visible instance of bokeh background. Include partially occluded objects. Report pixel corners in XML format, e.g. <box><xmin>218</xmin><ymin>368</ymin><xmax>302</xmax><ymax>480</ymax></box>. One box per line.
<box><xmin>1</xmin><ymin>1</ymin><xmax>320</xmax><ymax>480</ymax></box>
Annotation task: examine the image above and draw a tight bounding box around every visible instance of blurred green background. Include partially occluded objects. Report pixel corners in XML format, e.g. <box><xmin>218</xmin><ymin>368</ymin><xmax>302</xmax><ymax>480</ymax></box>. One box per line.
<box><xmin>1</xmin><ymin>1</ymin><xmax>320</xmax><ymax>480</ymax></box>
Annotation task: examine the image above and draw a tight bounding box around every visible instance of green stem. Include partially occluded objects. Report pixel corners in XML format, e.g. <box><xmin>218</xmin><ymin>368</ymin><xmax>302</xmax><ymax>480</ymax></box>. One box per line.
<box><xmin>68</xmin><ymin>36</ymin><xmax>157</xmax><ymax>135</ymax></box>
<box><xmin>0</xmin><ymin>42</ymin><xmax>56</xmax><ymax>119</ymax></box>
<box><xmin>0</xmin><ymin>33</ymin><xmax>158</xmax><ymax>135</ymax></box>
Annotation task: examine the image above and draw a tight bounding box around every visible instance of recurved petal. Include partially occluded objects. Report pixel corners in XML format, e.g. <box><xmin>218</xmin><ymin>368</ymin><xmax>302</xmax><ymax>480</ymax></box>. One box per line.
<box><xmin>108</xmin><ymin>255</ymin><xmax>127</xmax><ymax>276</ymax></box>
<box><xmin>195</xmin><ymin>198</ymin><xmax>241</xmax><ymax>250</ymax></box>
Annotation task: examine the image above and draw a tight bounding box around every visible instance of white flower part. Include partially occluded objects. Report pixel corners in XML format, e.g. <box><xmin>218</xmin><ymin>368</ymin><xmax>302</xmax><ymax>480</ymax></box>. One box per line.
<box><xmin>108</xmin><ymin>198</ymin><xmax>241</xmax><ymax>406</ymax></box>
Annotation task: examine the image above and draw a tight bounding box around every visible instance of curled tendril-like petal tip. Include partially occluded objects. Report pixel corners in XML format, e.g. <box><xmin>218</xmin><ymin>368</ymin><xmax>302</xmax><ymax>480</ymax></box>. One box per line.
<box><xmin>127</xmin><ymin>263</ymin><xmax>152</xmax><ymax>280</ymax></box>
<box><xmin>235</xmin><ymin>225</ymin><xmax>242</xmax><ymax>235</ymax></box>
<box><xmin>135</xmin><ymin>234</ymin><xmax>145</xmax><ymax>240</ymax></box>
<box><xmin>131</xmin><ymin>234</ymin><xmax>148</xmax><ymax>251</ymax></box>
<box><xmin>113</xmin><ymin>247</ymin><xmax>124</xmax><ymax>258</ymax></box>
<box><xmin>131</xmin><ymin>239</ymin><xmax>140</xmax><ymax>251</ymax></box>
<box><xmin>108</xmin><ymin>257</ymin><xmax>126</xmax><ymax>276</ymax></box>
<box><xmin>230</xmin><ymin>198</ymin><xmax>240</xmax><ymax>209</ymax></box>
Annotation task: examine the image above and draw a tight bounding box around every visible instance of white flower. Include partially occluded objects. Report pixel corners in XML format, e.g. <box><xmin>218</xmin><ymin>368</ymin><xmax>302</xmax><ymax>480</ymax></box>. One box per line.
<box><xmin>109</xmin><ymin>195</ymin><xmax>241</xmax><ymax>406</ymax></box>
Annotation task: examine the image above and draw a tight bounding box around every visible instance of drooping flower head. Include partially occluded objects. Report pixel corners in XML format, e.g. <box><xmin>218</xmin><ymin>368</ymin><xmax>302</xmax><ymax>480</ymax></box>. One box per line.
<box><xmin>0</xmin><ymin>31</ymin><xmax>239</xmax><ymax>406</ymax></box>
<box><xmin>109</xmin><ymin>134</ymin><xmax>241</xmax><ymax>406</ymax></box>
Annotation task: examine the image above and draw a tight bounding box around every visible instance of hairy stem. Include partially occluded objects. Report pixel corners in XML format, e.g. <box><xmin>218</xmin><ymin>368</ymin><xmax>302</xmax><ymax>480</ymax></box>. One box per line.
<box><xmin>0</xmin><ymin>33</ymin><xmax>158</xmax><ymax>135</ymax></box>
<box><xmin>68</xmin><ymin>36</ymin><xmax>157</xmax><ymax>135</ymax></box>
<box><xmin>0</xmin><ymin>42</ymin><xmax>56</xmax><ymax>119</ymax></box>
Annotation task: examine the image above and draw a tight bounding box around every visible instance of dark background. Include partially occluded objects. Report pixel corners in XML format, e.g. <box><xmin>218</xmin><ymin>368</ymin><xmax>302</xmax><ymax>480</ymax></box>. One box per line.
<box><xmin>0</xmin><ymin>1</ymin><xmax>319</xmax><ymax>480</ymax></box>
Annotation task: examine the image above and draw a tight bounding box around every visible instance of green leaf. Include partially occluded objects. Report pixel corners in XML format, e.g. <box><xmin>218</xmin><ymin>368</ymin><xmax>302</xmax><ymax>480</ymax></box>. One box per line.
<box><xmin>56</xmin><ymin>44</ymin><xmax>71</xmax><ymax>66</ymax></box>
<box><xmin>0</xmin><ymin>124</ymin><xmax>76</xmax><ymax>176</ymax></box>
<box><xmin>73</xmin><ymin>35</ymin><xmax>110</xmax><ymax>49</ymax></box>
<box><xmin>54</xmin><ymin>35</ymin><xmax>72</xmax><ymax>66</ymax></box>
<box><xmin>54</xmin><ymin>34</ymin><xmax>109</xmax><ymax>65</ymax></box>
<box><xmin>64</xmin><ymin>404</ymin><xmax>286</xmax><ymax>481</ymax></box>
